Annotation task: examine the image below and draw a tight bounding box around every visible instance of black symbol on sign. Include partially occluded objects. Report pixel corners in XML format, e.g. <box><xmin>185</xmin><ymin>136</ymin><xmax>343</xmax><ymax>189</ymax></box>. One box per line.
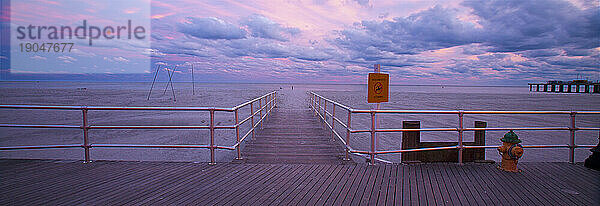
<box><xmin>374</xmin><ymin>82</ymin><xmax>383</xmax><ymax>94</ymax></box>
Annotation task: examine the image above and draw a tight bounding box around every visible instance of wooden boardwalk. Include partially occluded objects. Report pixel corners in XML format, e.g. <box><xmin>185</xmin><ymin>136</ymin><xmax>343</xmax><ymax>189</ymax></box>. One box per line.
<box><xmin>239</xmin><ymin>107</ymin><xmax>345</xmax><ymax>164</ymax></box>
<box><xmin>238</xmin><ymin>89</ymin><xmax>345</xmax><ymax>164</ymax></box>
<box><xmin>1</xmin><ymin>159</ymin><xmax>598</xmax><ymax>205</ymax></box>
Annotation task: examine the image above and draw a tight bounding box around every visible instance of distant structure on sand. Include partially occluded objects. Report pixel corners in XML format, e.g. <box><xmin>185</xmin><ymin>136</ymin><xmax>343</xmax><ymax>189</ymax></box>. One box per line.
<box><xmin>528</xmin><ymin>80</ymin><xmax>600</xmax><ymax>93</ymax></box>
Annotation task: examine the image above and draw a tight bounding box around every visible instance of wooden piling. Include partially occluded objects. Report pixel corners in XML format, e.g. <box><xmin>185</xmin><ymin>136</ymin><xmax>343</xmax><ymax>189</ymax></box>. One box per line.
<box><xmin>401</xmin><ymin>121</ymin><xmax>420</xmax><ymax>163</ymax></box>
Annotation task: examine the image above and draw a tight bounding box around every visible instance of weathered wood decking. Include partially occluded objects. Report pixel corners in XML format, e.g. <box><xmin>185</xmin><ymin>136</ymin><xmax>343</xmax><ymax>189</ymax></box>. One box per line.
<box><xmin>1</xmin><ymin>159</ymin><xmax>598</xmax><ymax>205</ymax></box>
<box><xmin>238</xmin><ymin>107</ymin><xmax>345</xmax><ymax>164</ymax></box>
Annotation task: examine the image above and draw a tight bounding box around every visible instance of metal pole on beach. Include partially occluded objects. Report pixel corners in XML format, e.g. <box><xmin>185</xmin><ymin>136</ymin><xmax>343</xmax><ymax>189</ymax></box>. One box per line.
<box><xmin>147</xmin><ymin>64</ymin><xmax>160</xmax><ymax>100</ymax></box>
<box><xmin>191</xmin><ymin>64</ymin><xmax>195</xmax><ymax>95</ymax></box>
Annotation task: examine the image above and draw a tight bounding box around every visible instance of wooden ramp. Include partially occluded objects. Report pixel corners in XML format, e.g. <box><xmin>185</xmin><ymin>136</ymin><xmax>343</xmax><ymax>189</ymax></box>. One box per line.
<box><xmin>239</xmin><ymin>107</ymin><xmax>345</xmax><ymax>164</ymax></box>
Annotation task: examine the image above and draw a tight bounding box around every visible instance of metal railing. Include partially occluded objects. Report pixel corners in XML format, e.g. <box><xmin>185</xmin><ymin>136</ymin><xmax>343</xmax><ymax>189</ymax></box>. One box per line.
<box><xmin>309</xmin><ymin>92</ymin><xmax>599</xmax><ymax>165</ymax></box>
<box><xmin>0</xmin><ymin>91</ymin><xmax>277</xmax><ymax>164</ymax></box>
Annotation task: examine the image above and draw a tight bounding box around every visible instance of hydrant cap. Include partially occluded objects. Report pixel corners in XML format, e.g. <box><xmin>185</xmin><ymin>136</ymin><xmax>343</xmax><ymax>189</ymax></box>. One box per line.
<box><xmin>501</xmin><ymin>130</ymin><xmax>522</xmax><ymax>143</ymax></box>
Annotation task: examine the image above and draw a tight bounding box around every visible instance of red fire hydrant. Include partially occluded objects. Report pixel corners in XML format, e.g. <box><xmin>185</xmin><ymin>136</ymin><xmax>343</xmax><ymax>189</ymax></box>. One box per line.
<box><xmin>497</xmin><ymin>130</ymin><xmax>524</xmax><ymax>172</ymax></box>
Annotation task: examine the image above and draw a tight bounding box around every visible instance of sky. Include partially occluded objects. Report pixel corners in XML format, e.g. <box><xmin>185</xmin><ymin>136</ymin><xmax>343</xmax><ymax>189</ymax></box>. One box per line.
<box><xmin>1</xmin><ymin>0</ymin><xmax>599</xmax><ymax>85</ymax></box>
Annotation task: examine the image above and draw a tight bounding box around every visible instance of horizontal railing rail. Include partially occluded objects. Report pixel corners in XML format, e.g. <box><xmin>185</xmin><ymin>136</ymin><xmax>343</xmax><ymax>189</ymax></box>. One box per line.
<box><xmin>0</xmin><ymin>91</ymin><xmax>277</xmax><ymax>164</ymax></box>
<box><xmin>309</xmin><ymin>92</ymin><xmax>599</xmax><ymax>165</ymax></box>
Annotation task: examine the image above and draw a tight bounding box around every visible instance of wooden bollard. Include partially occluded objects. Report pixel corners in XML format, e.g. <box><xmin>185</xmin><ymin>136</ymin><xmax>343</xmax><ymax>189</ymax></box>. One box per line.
<box><xmin>474</xmin><ymin>121</ymin><xmax>487</xmax><ymax>160</ymax></box>
<box><xmin>401</xmin><ymin>121</ymin><xmax>420</xmax><ymax>163</ymax></box>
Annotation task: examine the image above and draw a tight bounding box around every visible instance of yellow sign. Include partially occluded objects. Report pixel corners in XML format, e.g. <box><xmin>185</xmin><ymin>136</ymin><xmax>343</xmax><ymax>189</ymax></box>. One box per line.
<box><xmin>368</xmin><ymin>73</ymin><xmax>389</xmax><ymax>103</ymax></box>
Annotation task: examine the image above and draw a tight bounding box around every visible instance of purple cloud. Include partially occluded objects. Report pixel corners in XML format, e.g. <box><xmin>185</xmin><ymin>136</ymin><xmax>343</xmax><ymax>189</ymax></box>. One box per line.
<box><xmin>177</xmin><ymin>17</ymin><xmax>246</xmax><ymax>40</ymax></box>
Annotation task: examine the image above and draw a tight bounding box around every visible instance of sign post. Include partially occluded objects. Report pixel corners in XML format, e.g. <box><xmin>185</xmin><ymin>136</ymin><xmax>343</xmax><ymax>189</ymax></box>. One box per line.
<box><xmin>367</xmin><ymin>64</ymin><xmax>389</xmax><ymax>164</ymax></box>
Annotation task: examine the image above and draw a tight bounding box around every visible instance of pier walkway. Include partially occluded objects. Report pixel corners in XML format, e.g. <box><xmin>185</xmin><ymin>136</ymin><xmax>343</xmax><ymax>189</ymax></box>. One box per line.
<box><xmin>237</xmin><ymin>89</ymin><xmax>344</xmax><ymax>164</ymax></box>
<box><xmin>1</xmin><ymin>89</ymin><xmax>599</xmax><ymax>205</ymax></box>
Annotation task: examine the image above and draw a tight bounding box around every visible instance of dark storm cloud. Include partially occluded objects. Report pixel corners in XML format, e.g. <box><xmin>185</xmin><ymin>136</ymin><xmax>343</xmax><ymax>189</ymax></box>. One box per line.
<box><xmin>177</xmin><ymin>17</ymin><xmax>247</xmax><ymax>40</ymax></box>
<box><xmin>241</xmin><ymin>14</ymin><xmax>300</xmax><ymax>41</ymax></box>
<box><xmin>334</xmin><ymin>0</ymin><xmax>599</xmax><ymax>55</ymax></box>
<box><xmin>463</xmin><ymin>0</ymin><xmax>599</xmax><ymax>52</ymax></box>
<box><xmin>333</xmin><ymin>5</ymin><xmax>483</xmax><ymax>57</ymax></box>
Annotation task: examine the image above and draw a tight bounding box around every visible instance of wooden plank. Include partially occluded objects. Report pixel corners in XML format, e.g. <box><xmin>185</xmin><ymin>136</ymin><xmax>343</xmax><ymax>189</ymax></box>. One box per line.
<box><xmin>350</xmin><ymin>165</ymin><xmax>374</xmax><ymax>206</ymax></box>
<box><xmin>63</xmin><ymin>163</ymin><xmax>193</xmax><ymax>205</ymax></box>
<box><xmin>132</xmin><ymin>163</ymin><xmax>236</xmax><ymax>205</ymax></box>
<box><xmin>329</xmin><ymin>164</ymin><xmax>361</xmax><ymax>206</ymax></box>
<box><xmin>196</xmin><ymin>164</ymin><xmax>277</xmax><ymax>205</ymax></box>
<box><xmin>425</xmin><ymin>163</ymin><xmax>446</xmax><ymax>205</ymax></box>
<box><xmin>285</xmin><ymin>164</ymin><xmax>334</xmax><ymax>205</ymax></box>
<box><xmin>467</xmin><ymin>164</ymin><xmax>514</xmax><ymax>206</ymax></box>
<box><xmin>394</xmin><ymin>165</ymin><xmax>404</xmax><ymax>206</ymax></box>
<box><xmin>337</xmin><ymin>164</ymin><xmax>367</xmax><ymax>206</ymax></box>
<box><xmin>534</xmin><ymin>163</ymin><xmax>597</xmax><ymax>205</ymax></box>
<box><xmin>297</xmin><ymin>164</ymin><xmax>340</xmax><ymax>205</ymax></box>
<box><xmin>376</xmin><ymin>164</ymin><xmax>391</xmax><ymax>206</ymax></box>
<box><xmin>314</xmin><ymin>164</ymin><xmax>352</xmax><ymax>205</ymax></box>
<box><xmin>456</xmin><ymin>164</ymin><xmax>492</xmax><ymax>205</ymax></box>
<box><xmin>219</xmin><ymin>164</ymin><xmax>291</xmax><ymax>205</ymax></box>
<box><xmin>431</xmin><ymin>163</ymin><xmax>452</xmax><ymax>206</ymax></box>
<box><xmin>419</xmin><ymin>164</ymin><xmax>437</xmax><ymax>206</ymax></box>
<box><xmin>170</xmin><ymin>164</ymin><xmax>262</xmax><ymax>205</ymax></box>
<box><xmin>384</xmin><ymin>165</ymin><xmax>397</xmax><ymax>206</ymax></box>
<box><xmin>402</xmin><ymin>164</ymin><xmax>412</xmax><ymax>206</ymax></box>
<box><xmin>490</xmin><ymin>163</ymin><xmax>539</xmax><ymax>205</ymax></box>
<box><xmin>408</xmin><ymin>165</ymin><xmax>419</xmax><ymax>206</ymax></box>
<box><xmin>246</xmin><ymin>164</ymin><xmax>307</xmax><ymax>205</ymax></box>
<box><xmin>517</xmin><ymin>163</ymin><xmax>582</xmax><ymax>206</ymax></box>
<box><xmin>5</xmin><ymin>162</ymin><xmax>137</xmax><ymax>204</ymax></box>
<box><xmin>359</xmin><ymin>165</ymin><xmax>380</xmax><ymax>206</ymax></box>
<box><xmin>81</xmin><ymin>163</ymin><xmax>199</xmax><ymax>205</ymax></box>
<box><xmin>267</xmin><ymin>164</ymin><xmax>318</xmax><ymax>205</ymax></box>
<box><xmin>441</xmin><ymin>163</ymin><xmax>469</xmax><ymax>205</ymax></box>
<box><xmin>478</xmin><ymin>163</ymin><xmax>528</xmax><ymax>206</ymax></box>
<box><xmin>305</xmin><ymin>164</ymin><xmax>344</xmax><ymax>205</ymax></box>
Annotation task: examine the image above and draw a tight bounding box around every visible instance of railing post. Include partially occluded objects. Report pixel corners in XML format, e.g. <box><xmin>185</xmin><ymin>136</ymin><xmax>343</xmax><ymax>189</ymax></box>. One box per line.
<box><xmin>82</xmin><ymin>108</ymin><xmax>90</xmax><ymax>163</ymax></box>
<box><xmin>209</xmin><ymin>109</ymin><xmax>216</xmax><ymax>165</ymax></box>
<box><xmin>569</xmin><ymin>112</ymin><xmax>576</xmax><ymax>164</ymax></box>
<box><xmin>259</xmin><ymin>98</ymin><xmax>263</xmax><ymax>129</ymax></box>
<box><xmin>458</xmin><ymin>110</ymin><xmax>464</xmax><ymax>164</ymax></box>
<box><xmin>235</xmin><ymin>109</ymin><xmax>241</xmax><ymax>160</ymax></box>
<box><xmin>318</xmin><ymin>97</ymin><xmax>322</xmax><ymax>117</ymax></box>
<box><xmin>324</xmin><ymin>101</ymin><xmax>328</xmax><ymax>127</ymax></box>
<box><xmin>313</xmin><ymin>94</ymin><xmax>317</xmax><ymax>116</ymax></box>
<box><xmin>264</xmin><ymin>95</ymin><xmax>268</xmax><ymax>121</ymax></box>
<box><xmin>370</xmin><ymin>111</ymin><xmax>376</xmax><ymax>165</ymax></box>
<box><xmin>250</xmin><ymin>102</ymin><xmax>255</xmax><ymax>138</ymax></box>
<box><xmin>345</xmin><ymin>110</ymin><xmax>351</xmax><ymax>161</ymax></box>
<box><xmin>331</xmin><ymin>104</ymin><xmax>336</xmax><ymax>141</ymax></box>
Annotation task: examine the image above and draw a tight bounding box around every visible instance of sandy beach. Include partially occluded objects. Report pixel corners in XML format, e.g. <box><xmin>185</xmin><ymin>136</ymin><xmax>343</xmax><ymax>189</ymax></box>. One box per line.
<box><xmin>1</xmin><ymin>82</ymin><xmax>599</xmax><ymax>163</ymax></box>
